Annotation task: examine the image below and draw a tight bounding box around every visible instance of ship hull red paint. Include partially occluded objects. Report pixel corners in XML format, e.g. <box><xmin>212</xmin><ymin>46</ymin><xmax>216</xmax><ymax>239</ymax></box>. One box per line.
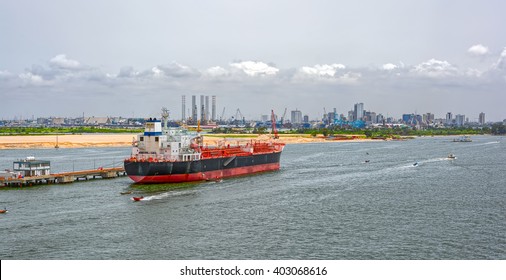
<box><xmin>128</xmin><ymin>162</ymin><xmax>280</xmax><ymax>183</ymax></box>
<box><xmin>124</xmin><ymin>149</ymin><xmax>283</xmax><ymax>184</ymax></box>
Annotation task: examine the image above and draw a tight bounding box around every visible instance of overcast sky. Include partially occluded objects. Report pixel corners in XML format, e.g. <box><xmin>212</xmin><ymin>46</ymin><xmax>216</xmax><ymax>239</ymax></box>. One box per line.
<box><xmin>1</xmin><ymin>0</ymin><xmax>506</xmax><ymax>121</ymax></box>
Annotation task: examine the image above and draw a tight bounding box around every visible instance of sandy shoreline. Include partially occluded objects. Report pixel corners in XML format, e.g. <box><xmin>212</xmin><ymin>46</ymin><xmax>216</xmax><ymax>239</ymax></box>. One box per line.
<box><xmin>0</xmin><ymin>134</ymin><xmax>382</xmax><ymax>149</ymax></box>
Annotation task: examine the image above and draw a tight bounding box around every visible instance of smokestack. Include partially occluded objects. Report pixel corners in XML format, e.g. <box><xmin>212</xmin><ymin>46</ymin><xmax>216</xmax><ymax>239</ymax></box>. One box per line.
<box><xmin>205</xmin><ymin>96</ymin><xmax>210</xmax><ymax>122</ymax></box>
<box><xmin>200</xmin><ymin>95</ymin><xmax>205</xmax><ymax>122</ymax></box>
<box><xmin>192</xmin><ymin>95</ymin><xmax>197</xmax><ymax>122</ymax></box>
<box><xmin>212</xmin><ymin>96</ymin><xmax>216</xmax><ymax>121</ymax></box>
<box><xmin>181</xmin><ymin>95</ymin><xmax>186</xmax><ymax>121</ymax></box>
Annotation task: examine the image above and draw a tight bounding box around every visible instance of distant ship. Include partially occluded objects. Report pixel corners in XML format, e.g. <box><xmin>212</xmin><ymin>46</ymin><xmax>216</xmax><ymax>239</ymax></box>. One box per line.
<box><xmin>124</xmin><ymin>109</ymin><xmax>285</xmax><ymax>184</ymax></box>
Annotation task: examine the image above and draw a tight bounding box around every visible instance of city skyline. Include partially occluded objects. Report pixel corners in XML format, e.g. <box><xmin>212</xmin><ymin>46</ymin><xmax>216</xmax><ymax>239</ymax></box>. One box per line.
<box><xmin>1</xmin><ymin>1</ymin><xmax>506</xmax><ymax>121</ymax></box>
<box><xmin>0</xmin><ymin>98</ymin><xmax>492</xmax><ymax>127</ymax></box>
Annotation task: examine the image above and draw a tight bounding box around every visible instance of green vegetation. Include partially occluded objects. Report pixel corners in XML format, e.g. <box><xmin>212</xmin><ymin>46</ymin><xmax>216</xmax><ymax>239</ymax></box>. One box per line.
<box><xmin>2</xmin><ymin>123</ymin><xmax>501</xmax><ymax>137</ymax></box>
<box><xmin>490</xmin><ymin>123</ymin><xmax>506</xmax><ymax>135</ymax></box>
<box><xmin>288</xmin><ymin>126</ymin><xmax>487</xmax><ymax>138</ymax></box>
<box><xmin>207</xmin><ymin>125</ymin><xmax>496</xmax><ymax>139</ymax></box>
<box><xmin>210</xmin><ymin>124</ymin><xmax>491</xmax><ymax>138</ymax></box>
<box><xmin>0</xmin><ymin>127</ymin><xmax>143</xmax><ymax>135</ymax></box>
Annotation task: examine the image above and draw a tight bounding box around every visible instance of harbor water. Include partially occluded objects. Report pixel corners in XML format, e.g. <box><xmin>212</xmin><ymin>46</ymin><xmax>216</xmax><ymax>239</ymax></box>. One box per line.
<box><xmin>0</xmin><ymin>135</ymin><xmax>505</xmax><ymax>259</ymax></box>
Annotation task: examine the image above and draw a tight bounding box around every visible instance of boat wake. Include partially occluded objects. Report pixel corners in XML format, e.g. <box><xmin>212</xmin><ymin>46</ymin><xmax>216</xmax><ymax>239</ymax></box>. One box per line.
<box><xmin>395</xmin><ymin>157</ymin><xmax>449</xmax><ymax>169</ymax></box>
<box><xmin>465</xmin><ymin>141</ymin><xmax>500</xmax><ymax>148</ymax></box>
<box><xmin>424</xmin><ymin>157</ymin><xmax>450</xmax><ymax>163</ymax></box>
<box><xmin>480</xmin><ymin>141</ymin><xmax>500</xmax><ymax>145</ymax></box>
<box><xmin>137</xmin><ymin>190</ymin><xmax>197</xmax><ymax>201</ymax></box>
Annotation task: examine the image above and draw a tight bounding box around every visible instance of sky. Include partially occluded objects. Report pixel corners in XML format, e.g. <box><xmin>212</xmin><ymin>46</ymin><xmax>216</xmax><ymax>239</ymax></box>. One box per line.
<box><xmin>1</xmin><ymin>0</ymin><xmax>506</xmax><ymax>121</ymax></box>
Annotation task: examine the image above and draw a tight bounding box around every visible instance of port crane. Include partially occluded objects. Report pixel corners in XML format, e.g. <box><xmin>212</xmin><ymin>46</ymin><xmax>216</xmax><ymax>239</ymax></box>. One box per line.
<box><xmin>271</xmin><ymin>109</ymin><xmax>279</xmax><ymax>139</ymax></box>
<box><xmin>220</xmin><ymin>107</ymin><xmax>226</xmax><ymax>122</ymax></box>
<box><xmin>235</xmin><ymin>108</ymin><xmax>245</xmax><ymax>125</ymax></box>
<box><xmin>280</xmin><ymin>108</ymin><xmax>287</xmax><ymax>125</ymax></box>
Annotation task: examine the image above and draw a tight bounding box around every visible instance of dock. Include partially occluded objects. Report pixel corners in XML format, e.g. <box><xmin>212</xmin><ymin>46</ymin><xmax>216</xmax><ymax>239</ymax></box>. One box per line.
<box><xmin>1</xmin><ymin>167</ymin><xmax>127</xmax><ymax>187</ymax></box>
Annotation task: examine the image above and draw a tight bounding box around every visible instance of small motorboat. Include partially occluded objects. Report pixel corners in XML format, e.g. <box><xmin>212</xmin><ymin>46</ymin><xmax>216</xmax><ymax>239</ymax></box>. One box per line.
<box><xmin>120</xmin><ymin>191</ymin><xmax>133</xmax><ymax>195</ymax></box>
<box><xmin>0</xmin><ymin>208</ymin><xmax>8</xmax><ymax>214</ymax></box>
<box><xmin>453</xmin><ymin>136</ymin><xmax>472</xmax><ymax>142</ymax></box>
<box><xmin>132</xmin><ymin>196</ymin><xmax>144</xmax><ymax>202</ymax></box>
<box><xmin>413</xmin><ymin>162</ymin><xmax>419</xmax><ymax>167</ymax></box>
<box><xmin>447</xmin><ymin>154</ymin><xmax>457</xmax><ymax>159</ymax></box>
<box><xmin>364</xmin><ymin>160</ymin><xmax>370</xmax><ymax>163</ymax></box>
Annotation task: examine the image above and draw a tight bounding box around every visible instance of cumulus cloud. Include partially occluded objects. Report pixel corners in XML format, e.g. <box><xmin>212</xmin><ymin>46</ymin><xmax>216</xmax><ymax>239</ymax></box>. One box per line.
<box><xmin>493</xmin><ymin>47</ymin><xmax>506</xmax><ymax>70</ymax></box>
<box><xmin>299</xmin><ymin>64</ymin><xmax>346</xmax><ymax>77</ymax></box>
<box><xmin>20</xmin><ymin>64</ymin><xmax>59</xmax><ymax>82</ymax></box>
<box><xmin>411</xmin><ymin>59</ymin><xmax>459</xmax><ymax>78</ymax></box>
<box><xmin>467</xmin><ymin>44</ymin><xmax>489</xmax><ymax>56</ymax></box>
<box><xmin>4</xmin><ymin>54</ymin><xmax>506</xmax><ymax>121</ymax></box>
<box><xmin>6</xmin><ymin>55</ymin><xmax>506</xmax><ymax>98</ymax></box>
<box><xmin>0</xmin><ymin>70</ymin><xmax>14</xmax><ymax>80</ymax></box>
<box><xmin>203</xmin><ymin>66</ymin><xmax>229</xmax><ymax>77</ymax></box>
<box><xmin>21</xmin><ymin>62</ymin><xmax>110</xmax><ymax>84</ymax></box>
<box><xmin>49</xmin><ymin>54</ymin><xmax>82</xmax><ymax>69</ymax></box>
<box><xmin>18</xmin><ymin>72</ymin><xmax>49</xmax><ymax>85</ymax></box>
<box><xmin>338</xmin><ymin>72</ymin><xmax>362</xmax><ymax>84</ymax></box>
<box><xmin>117</xmin><ymin>66</ymin><xmax>140</xmax><ymax>78</ymax></box>
<box><xmin>382</xmin><ymin>63</ymin><xmax>398</xmax><ymax>70</ymax></box>
<box><xmin>230</xmin><ymin>61</ymin><xmax>279</xmax><ymax>76</ymax></box>
<box><xmin>151</xmin><ymin>62</ymin><xmax>200</xmax><ymax>78</ymax></box>
<box><xmin>465</xmin><ymin>68</ymin><xmax>482</xmax><ymax>77</ymax></box>
<box><xmin>294</xmin><ymin>63</ymin><xmax>360</xmax><ymax>84</ymax></box>
<box><xmin>15</xmin><ymin>54</ymin><xmax>96</xmax><ymax>84</ymax></box>
<box><xmin>151</xmin><ymin>66</ymin><xmax>163</xmax><ymax>77</ymax></box>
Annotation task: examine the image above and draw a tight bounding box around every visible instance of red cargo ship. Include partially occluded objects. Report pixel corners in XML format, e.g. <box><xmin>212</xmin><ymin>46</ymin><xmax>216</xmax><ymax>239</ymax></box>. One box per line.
<box><xmin>124</xmin><ymin>110</ymin><xmax>284</xmax><ymax>184</ymax></box>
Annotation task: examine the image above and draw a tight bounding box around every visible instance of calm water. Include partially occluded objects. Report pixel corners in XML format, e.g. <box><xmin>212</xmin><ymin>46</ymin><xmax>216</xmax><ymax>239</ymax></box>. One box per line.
<box><xmin>1</xmin><ymin>136</ymin><xmax>505</xmax><ymax>259</ymax></box>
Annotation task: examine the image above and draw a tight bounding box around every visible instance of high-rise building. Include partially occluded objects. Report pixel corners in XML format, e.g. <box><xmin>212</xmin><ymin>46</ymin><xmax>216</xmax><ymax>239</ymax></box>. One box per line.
<box><xmin>424</xmin><ymin>113</ymin><xmax>434</xmax><ymax>125</ymax></box>
<box><xmin>376</xmin><ymin>114</ymin><xmax>384</xmax><ymax>124</ymax></box>
<box><xmin>402</xmin><ymin>114</ymin><xmax>412</xmax><ymax>124</ymax></box>
<box><xmin>328</xmin><ymin>112</ymin><xmax>336</xmax><ymax>122</ymax></box>
<box><xmin>479</xmin><ymin>112</ymin><xmax>485</xmax><ymax>125</ymax></box>
<box><xmin>212</xmin><ymin>96</ymin><xmax>216</xmax><ymax>121</ymax></box>
<box><xmin>369</xmin><ymin>112</ymin><xmax>377</xmax><ymax>123</ymax></box>
<box><xmin>354</xmin><ymin>103</ymin><xmax>364</xmax><ymax>121</ymax></box>
<box><xmin>348</xmin><ymin>111</ymin><xmax>354</xmax><ymax>122</ymax></box>
<box><xmin>455</xmin><ymin>114</ymin><xmax>465</xmax><ymax>127</ymax></box>
<box><xmin>303</xmin><ymin>115</ymin><xmax>309</xmax><ymax>123</ymax></box>
<box><xmin>363</xmin><ymin>111</ymin><xmax>376</xmax><ymax>123</ymax></box>
<box><xmin>446</xmin><ymin>112</ymin><xmax>453</xmax><ymax>125</ymax></box>
<box><xmin>181</xmin><ymin>95</ymin><xmax>186</xmax><ymax>121</ymax></box>
<box><xmin>191</xmin><ymin>95</ymin><xmax>197</xmax><ymax>121</ymax></box>
<box><xmin>291</xmin><ymin>109</ymin><xmax>302</xmax><ymax>124</ymax></box>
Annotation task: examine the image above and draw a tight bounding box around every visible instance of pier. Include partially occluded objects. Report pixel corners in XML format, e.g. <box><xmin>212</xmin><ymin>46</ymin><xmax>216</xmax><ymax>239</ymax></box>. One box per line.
<box><xmin>0</xmin><ymin>167</ymin><xmax>126</xmax><ymax>187</ymax></box>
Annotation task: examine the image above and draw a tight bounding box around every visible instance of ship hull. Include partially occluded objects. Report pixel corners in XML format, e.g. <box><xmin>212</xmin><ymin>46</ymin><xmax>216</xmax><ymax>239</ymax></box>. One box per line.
<box><xmin>124</xmin><ymin>151</ymin><xmax>282</xmax><ymax>184</ymax></box>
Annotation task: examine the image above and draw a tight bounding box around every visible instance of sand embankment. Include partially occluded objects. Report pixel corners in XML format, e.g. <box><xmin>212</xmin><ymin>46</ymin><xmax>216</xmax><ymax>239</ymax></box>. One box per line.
<box><xmin>0</xmin><ymin>134</ymin><xmax>137</xmax><ymax>149</ymax></box>
<box><xmin>0</xmin><ymin>134</ymin><xmax>382</xmax><ymax>149</ymax></box>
